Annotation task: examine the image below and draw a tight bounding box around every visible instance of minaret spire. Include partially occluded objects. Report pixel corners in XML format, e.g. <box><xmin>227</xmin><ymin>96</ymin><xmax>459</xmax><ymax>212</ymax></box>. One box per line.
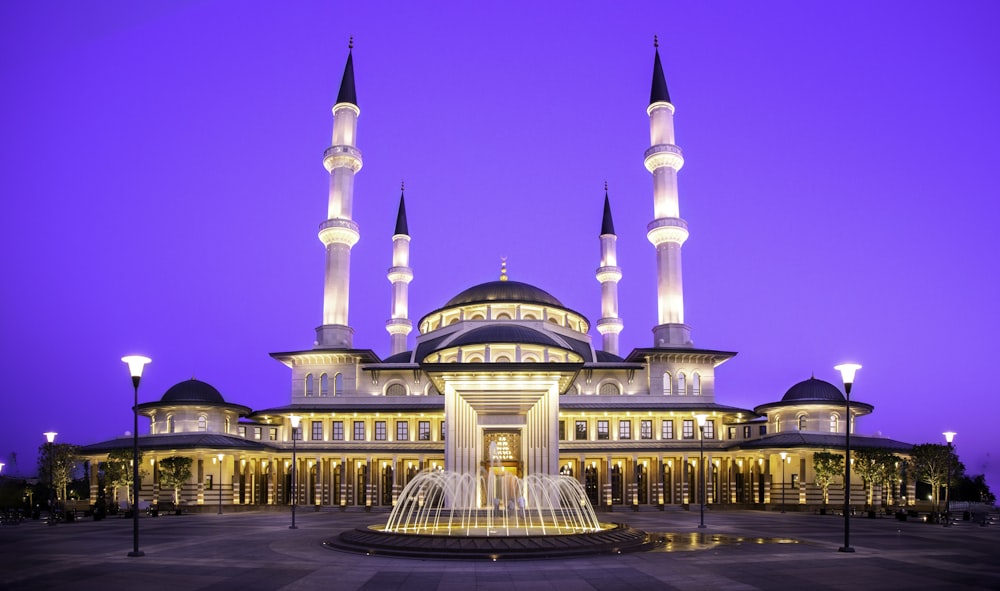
<box><xmin>596</xmin><ymin>183</ymin><xmax>623</xmax><ymax>355</ymax></box>
<box><xmin>317</xmin><ymin>42</ymin><xmax>364</xmax><ymax>348</ymax></box>
<box><xmin>645</xmin><ymin>41</ymin><xmax>691</xmax><ymax>347</ymax></box>
<box><xmin>386</xmin><ymin>182</ymin><xmax>413</xmax><ymax>355</ymax></box>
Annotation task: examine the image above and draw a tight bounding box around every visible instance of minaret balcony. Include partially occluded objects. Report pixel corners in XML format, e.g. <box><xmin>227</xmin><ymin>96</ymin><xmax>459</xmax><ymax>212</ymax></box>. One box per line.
<box><xmin>595</xmin><ymin>266</ymin><xmax>622</xmax><ymax>283</ymax></box>
<box><xmin>643</xmin><ymin>144</ymin><xmax>684</xmax><ymax>173</ymax></box>
<box><xmin>386</xmin><ymin>318</ymin><xmax>413</xmax><ymax>335</ymax></box>
<box><xmin>318</xmin><ymin>218</ymin><xmax>360</xmax><ymax>247</ymax></box>
<box><xmin>323</xmin><ymin>145</ymin><xmax>363</xmax><ymax>173</ymax></box>
<box><xmin>596</xmin><ymin>317</ymin><xmax>624</xmax><ymax>335</ymax></box>
<box><xmin>646</xmin><ymin>218</ymin><xmax>689</xmax><ymax>246</ymax></box>
<box><xmin>387</xmin><ymin>266</ymin><xmax>414</xmax><ymax>284</ymax></box>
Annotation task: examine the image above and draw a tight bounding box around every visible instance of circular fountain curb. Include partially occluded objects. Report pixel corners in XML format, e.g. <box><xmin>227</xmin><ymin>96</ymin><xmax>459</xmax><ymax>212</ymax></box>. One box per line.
<box><xmin>324</xmin><ymin>523</ymin><xmax>661</xmax><ymax>559</ymax></box>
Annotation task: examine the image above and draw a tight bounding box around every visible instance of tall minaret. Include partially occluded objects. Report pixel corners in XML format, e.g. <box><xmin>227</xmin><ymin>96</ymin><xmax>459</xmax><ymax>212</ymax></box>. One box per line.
<box><xmin>645</xmin><ymin>38</ymin><xmax>691</xmax><ymax>347</ymax></box>
<box><xmin>595</xmin><ymin>183</ymin><xmax>623</xmax><ymax>355</ymax></box>
<box><xmin>386</xmin><ymin>183</ymin><xmax>413</xmax><ymax>355</ymax></box>
<box><xmin>316</xmin><ymin>40</ymin><xmax>363</xmax><ymax>349</ymax></box>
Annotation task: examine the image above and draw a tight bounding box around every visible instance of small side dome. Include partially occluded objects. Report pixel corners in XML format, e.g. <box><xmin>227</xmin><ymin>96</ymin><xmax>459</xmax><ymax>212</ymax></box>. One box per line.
<box><xmin>161</xmin><ymin>379</ymin><xmax>225</xmax><ymax>404</ymax></box>
<box><xmin>781</xmin><ymin>377</ymin><xmax>844</xmax><ymax>403</ymax></box>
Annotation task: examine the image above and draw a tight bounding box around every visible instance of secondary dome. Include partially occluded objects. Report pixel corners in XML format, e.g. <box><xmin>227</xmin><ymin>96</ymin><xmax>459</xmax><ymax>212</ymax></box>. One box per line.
<box><xmin>445</xmin><ymin>280</ymin><xmax>563</xmax><ymax>308</ymax></box>
<box><xmin>161</xmin><ymin>379</ymin><xmax>226</xmax><ymax>404</ymax></box>
<box><xmin>780</xmin><ymin>377</ymin><xmax>844</xmax><ymax>403</ymax></box>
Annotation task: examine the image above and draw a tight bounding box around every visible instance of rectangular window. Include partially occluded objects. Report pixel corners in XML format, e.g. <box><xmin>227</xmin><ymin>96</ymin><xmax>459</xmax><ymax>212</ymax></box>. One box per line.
<box><xmin>618</xmin><ymin>420</ymin><xmax>631</xmax><ymax>440</ymax></box>
<box><xmin>727</xmin><ymin>426</ymin><xmax>735</xmax><ymax>440</ymax></box>
<box><xmin>396</xmin><ymin>421</ymin><xmax>409</xmax><ymax>441</ymax></box>
<box><xmin>253</xmin><ymin>427</ymin><xmax>262</xmax><ymax>440</ymax></box>
<box><xmin>292</xmin><ymin>425</ymin><xmax>302</xmax><ymax>441</ymax></box>
<box><xmin>332</xmin><ymin>421</ymin><xmax>344</xmax><ymax>441</ymax></box>
<box><xmin>575</xmin><ymin>420</ymin><xmax>587</xmax><ymax>440</ymax></box>
<box><xmin>238</xmin><ymin>426</ymin><xmax>246</xmax><ymax>438</ymax></box>
<box><xmin>353</xmin><ymin>420</ymin><xmax>365</xmax><ymax>441</ymax></box>
<box><xmin>558</xmin><ymin>420</ymin><xmax>566</xmax><ymax>440</ymax></box>
<box><xmin>704</xmin><ymin>420</ymin><xmax>715</xmax><ymax>439</ymax></box>
<box><xmin>311</xmin><ymin>421</ymin><xmax>323</xmax><ymax>441</ymax></box>
<box><xmin>640</xmin><ymin>420</ymin><xmax>652</xmax><ymax>440</ymax></box>
<box><xmin>682</xmin><ymin>420</ymin><xmax>694</xmax><ymax>440</ymax></box>
<box><xmin>743</xmin><ymin>425</ymin><xmax>751</xmax><ymax>439</ymax></box>
<box><xmin>374</xmin><ymin>421</ymin><xmax>386</xmax><ymax>441</ymax></box>
<box><xmin>269</xmin><ymin>427</ymin><xmax>278</xmax><ymax>441</ymax></box>
<box><xmin>206</xmin><ymin>474</ymin><xmax>214</xmax><ymax>490</ymax></box>
<box><xmin>661</xmin><ymin>420</ymin><xmax>674</xmax><ymax>439</ymax></box>
<box><xmin>597</xmin><ymin>420</ymin><xmax>609</xmax><ymax>440</ymax></box>
<box><xmin>759</xmin><ymin>425</ymin><xmax>767</xmax><ymax>436</ymax></box>
<box><xmin>418</xmin><ymin>421</ymin><xmax>431</xmax><ymax>441</ymax></box>
<box><xmin>440</xmin><ymin>421</ymin><xmax>446</xmax><ymax>441</ymax></box>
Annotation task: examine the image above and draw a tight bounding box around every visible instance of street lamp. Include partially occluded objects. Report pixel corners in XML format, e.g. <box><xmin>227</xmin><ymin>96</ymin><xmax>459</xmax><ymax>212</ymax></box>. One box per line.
<box><xmin>694</xmin><ymin>413</ymin><xmax>708</xmax><ymax>529</ymax></box>
<box><xmin>43</xmin><ymin>432</ymin><xmax>57</xmax><ymax>526</ymax></box>
<box><xmin>217</xmin><ymin>453</ymin><xmax>225</xmax><ymax>515</ymax></box>
<box><xmin>122</xmin><ymin>355</ymin><xmax>151</xmax><ymax>558</ymax></box>
<box><xmin>942</xmin><ymin>431</ymin><xmax>956</xmax><ymax>527</ymax></box>
<box><xmin>834</xmin><ymin>362</ymin><xmax>861</xmax><ymax>553</ymax></box>
<box><xmin>779</xmin><ymin>451</ymin><xmax>788</xmax><ymax>514</ymax></box>
<box><xmin>288</xmin><ymin>415</ymin><xmax>301</xmax><ymax>530</ymax></box>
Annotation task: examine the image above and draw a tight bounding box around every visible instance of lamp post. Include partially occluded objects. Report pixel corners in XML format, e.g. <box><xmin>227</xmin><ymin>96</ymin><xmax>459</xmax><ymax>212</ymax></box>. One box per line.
<box><xmin>217</xmin><ymin>453</ymin><xmax>225</xmax><ymax>515</ymax></box>
<box><xmin>43</xmin><ymin>432</ymin><xmax>57</xmax><ymax>526</ymax></box>
<box><xmin>779</xmin><ymin>451</ymin><xmax>788</xmax><ymax>514</ymax></box>
<box><xmin>289</xmin><ymin>415</ymin><xmax>301</xmax><ymax>530</ymax></box>
<box><xmin>942</xmin><ymin>431</ymin><xmax>956</xmax><ymax>527</ymax></box>
<box><xmin>122</xmin><ymin>355</ymin><xmax>151</xmax><ymax>558</ymax></box>
<box><xmin>834</xmin><ymin>362</ymin><xmax>861</xmax><ymax>553</ymax></box>
<box><xmin>694</xmin><ymin>413</ymin><xmax>708</xmax><ymax>529</ymax></box>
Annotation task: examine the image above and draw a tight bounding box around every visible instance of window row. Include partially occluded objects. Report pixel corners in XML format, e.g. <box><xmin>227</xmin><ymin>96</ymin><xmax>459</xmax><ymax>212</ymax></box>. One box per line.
<box><xmin>248</xmin><ymin>419</ymin><xmax>447</xmax><ymax>442</ymax></box>
<box><xmin>560</xmin><ymin>418</ymin><xmax>717</xmax><ymax>441</ymax></box>
<box><xmin>661</xmin><ymin>372</ymin><xmax>703</xmax><ymax>396</ymax></box>
<box><xmin>770</xmin><ymin>413</ymin><xmax>842</xmax><ymax>434</ymax></box>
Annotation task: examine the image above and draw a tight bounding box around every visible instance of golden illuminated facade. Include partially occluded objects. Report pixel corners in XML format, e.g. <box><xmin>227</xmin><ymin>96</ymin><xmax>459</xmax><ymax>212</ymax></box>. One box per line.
<box><xmin>80</xmin><ymin>45</ymin><xmax>914</xmax><ymax>513</ymax></box>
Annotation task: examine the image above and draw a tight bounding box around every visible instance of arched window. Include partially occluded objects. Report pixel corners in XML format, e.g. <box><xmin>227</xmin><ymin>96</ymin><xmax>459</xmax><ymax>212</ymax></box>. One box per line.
<box><xmin>167</xmin><ymin>415</ymin><xmax>175</xmax><ymax>434</ymax></box>
<box><xmin>692</xmin><ymin>373</ymin><xmax>701</xmax><ymax>396</ymax></box>
<box><xmin>466</xmin><ymin>355</ymin><xmax>483</xmax><ymax>362</ymax></box>
<box><xmin>494</xmin><ymin>355</ymin><xmax>511</xmax><ymax>363</ymax></box>
<box><xmin>599</xmin><ymin>382</ymin><xmax>621</xmax><ymax>396</ymax></box>
<box><xmin>320</xmin><ymin>373</ymin><xmax>329</xmax><ymax>396</ymax></box>
<box><xmin>773</xmin><ymin>415</ymin><xmax>781</xmax><ymax>433</ymax></box>
<box><xmin>522</xmin><ymin>356</ymin><xmax>537</xmax><ymax>362</ymax></box>
<box><xmin>198</xmin><ymin>415</ymin><xmax>207</xmax><ymax>432</ymax></box>
<box><xmin>523</xmin><ymin>313</ymin><xmax>537</xmax><ymax>320</ymax></box>
<box><xmin>677</xmin><ymin>373</ymin><xmax>687</xmax><ymax>396</ymax></box>
<box><xmin>830</xmin><ymin>413</ymin><xmax>839</xmax><ymax>433</ymax></box>
<box><xmin>386</xmin><ymin>383</ymin><xmax>407</xmax><ymax>396</ymax></box>
<box><xmin>798</xmin><ymin>415</ymin><xmax>807</xmax><ymax>431</ymax></box>
<box><xmin>470</xmin><ymin>313</ymin><xmax>485</xmax><ymax>320</ymax></box>
<box><xmin>496</xmin><ymin>312</ymin><xmax>511</xmax><ymax>320</ymax></box>
<box><xmin>225</xmin><ymin>417</ymin><xmax>231</xmax><ymax>434</ymax></box>
<box><xmin>663</xmin><ymin>372</ymin><xmax>672</xmax><ymax>395</ymax></box>
<box><xmin>334</xmin><ymin>373</ymin><xmax>344</xmax><ymax>396</ymax></box>
<box><xmin>305</xmin><ymin>373</ymin><xmax>314</xmax><ymax>397</ymax></box>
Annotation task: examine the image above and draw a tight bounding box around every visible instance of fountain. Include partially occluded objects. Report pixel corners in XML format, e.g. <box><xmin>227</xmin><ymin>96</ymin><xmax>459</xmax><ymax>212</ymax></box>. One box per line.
<box><xmin>327</xmin><ymin>447</ymin><xmax>658</xmax><ymax>559</ymax></box>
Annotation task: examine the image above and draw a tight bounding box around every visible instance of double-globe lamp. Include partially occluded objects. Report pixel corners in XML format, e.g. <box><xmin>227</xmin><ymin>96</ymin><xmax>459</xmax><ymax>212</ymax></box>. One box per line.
<box><xmin>122</xmin><ymin>355</ymin><xmax>151</xmax><ymax>558</ymax></box>
<box><xmin>834</xmin><ymin>362</ymin><xmax>861</xmax><ymax>553</ymax></box>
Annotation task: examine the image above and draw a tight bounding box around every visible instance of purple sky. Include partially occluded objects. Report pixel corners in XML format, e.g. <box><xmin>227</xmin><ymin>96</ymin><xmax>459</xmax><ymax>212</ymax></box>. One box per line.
<box><xmin>2</xmin><ymin>2</ymin><xmax>998</xmax><ymax>491</ymax></box>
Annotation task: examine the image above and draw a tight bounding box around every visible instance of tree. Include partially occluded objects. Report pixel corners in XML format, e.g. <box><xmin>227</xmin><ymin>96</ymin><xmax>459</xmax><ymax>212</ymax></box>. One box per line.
<box><xmin>157</xmin><ymin>456</ymin><xmax>193</xmax><ymax>505</ymax></box>
<box><xmin>853</xmin><ymin>448</ymin><xmax>900</xmax><ymax>509</ymax></box>
<box><xmin>910</xmin><ymin>443</ymin><xmax>962</xmax><ymax>512</ymax></box>
<box><xmin>956</xmin><ymin>474</ymin><xmax>995</xmax><ymax>504</ymax></box>
<box><xmin>812</xmin><ymin>451</ymin><xmax>843</xmax><ymax>506</ymax></box>
<box><xmin>36</xmin><ymin>442</ymin><xmax>79</xmax><ymax>505</ymax></box>
<box><xmin>102</xmin><ymin>448</ymin><xmax>145</xmax><ymax>506</ymax></box>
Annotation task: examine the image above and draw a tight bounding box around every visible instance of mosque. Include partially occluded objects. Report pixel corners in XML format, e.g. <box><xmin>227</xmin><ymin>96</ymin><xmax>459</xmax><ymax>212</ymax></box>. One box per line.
<box><xmin>80</xmin><ymin>45</ymin><xmax>913</xmax><ymax>512</ymax></box>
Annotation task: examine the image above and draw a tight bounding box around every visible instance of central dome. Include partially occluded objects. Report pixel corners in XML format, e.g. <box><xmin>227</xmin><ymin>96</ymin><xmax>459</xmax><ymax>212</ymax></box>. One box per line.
<box><xmin>161</xmin><ymin>378</ymin><xmax>226</xmax><ymax>404</ymax></box>
<box><xmin>780</xmin><ymin>377</ymin><xmax>844</xmax><ymax>403</ymax></box>
<box><xmin>445</xmin><ymin>280</ymin><xmax>563</xmax><ymax>308</ymax></box>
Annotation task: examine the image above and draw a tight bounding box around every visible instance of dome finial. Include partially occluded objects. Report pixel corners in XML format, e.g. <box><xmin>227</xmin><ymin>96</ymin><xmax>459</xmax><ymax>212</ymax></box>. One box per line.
<box><xmin>400</xmin><ymin>180</ymin><xmax>405</xmax><ymax>193</ymax></box>
<box><xmin>654</xmin><ymin>34</ymin><xmax>659</xmax><ymax>49</ymax></box>
<box><xmin>349</xmin><ymin>36</ymin><xmax>353</xmax><ymax>50</ymax></box>
<box><xmin>500</xmin><ymin>257</ymin><xmax>508</xmax><ymax>282</ymax></box>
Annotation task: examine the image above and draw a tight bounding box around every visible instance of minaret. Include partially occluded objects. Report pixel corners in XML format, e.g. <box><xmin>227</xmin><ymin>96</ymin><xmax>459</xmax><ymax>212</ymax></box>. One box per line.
<box><xmin>645</xmin><ymin>37</ymin><xmax>691</xmax><ymax>347</ymax></box>
<box><xmin>386</xmin><ymin>183</ymin><xmax>413</xmax><ymax>355</ymax></box>
<box><xmin>595</xmin><ymin>183</ymin><xmax>623</xmax><ymax>355</ymax></box>
<box><xmin>316</xmin><ymin>40</ymin><xmax>363</xmax><ymax>349</ymax></box>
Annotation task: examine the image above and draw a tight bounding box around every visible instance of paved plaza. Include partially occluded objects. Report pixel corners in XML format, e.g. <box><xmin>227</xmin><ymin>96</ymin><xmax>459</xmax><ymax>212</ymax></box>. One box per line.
<box><xmin>1</xmin><ymin>508</ymin><xmax>997</xmax><ymax>590</ymax></box>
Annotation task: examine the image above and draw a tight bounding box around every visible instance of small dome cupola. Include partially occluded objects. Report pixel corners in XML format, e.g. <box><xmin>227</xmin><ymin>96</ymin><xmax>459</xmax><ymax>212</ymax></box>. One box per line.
<box><xmin>161</xmin><ymin>379</ymin><xmax>226</xmax><ymax>404</ymax></box>
<box><xmin>780</xmin><ymin>377</ymin><xmax>845</xmax><ymax>403</ymax></box>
